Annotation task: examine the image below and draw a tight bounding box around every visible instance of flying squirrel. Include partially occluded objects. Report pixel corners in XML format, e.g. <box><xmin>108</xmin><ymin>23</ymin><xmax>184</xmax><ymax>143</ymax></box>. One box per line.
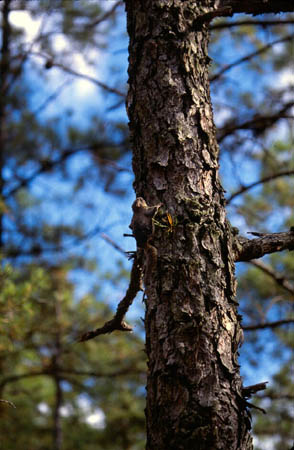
<box><xmin>129</xmin><ymin>197</ymin><xmax>162</xmax><ymax>284</ymax></box>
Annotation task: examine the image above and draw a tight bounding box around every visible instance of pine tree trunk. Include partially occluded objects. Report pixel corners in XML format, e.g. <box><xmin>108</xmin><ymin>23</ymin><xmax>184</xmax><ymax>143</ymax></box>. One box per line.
<box><xmin>125</xmin><ymin>1</ymin><xmax>252</xmax><ymax>449</ymax></box>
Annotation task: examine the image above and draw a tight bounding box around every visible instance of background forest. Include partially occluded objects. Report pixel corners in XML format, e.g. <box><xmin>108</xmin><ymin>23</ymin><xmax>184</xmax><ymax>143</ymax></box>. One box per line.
<box><xmin>0</xmin><ymin>1</ymin><xmax>293</xmax><ymax>449</ymax></box>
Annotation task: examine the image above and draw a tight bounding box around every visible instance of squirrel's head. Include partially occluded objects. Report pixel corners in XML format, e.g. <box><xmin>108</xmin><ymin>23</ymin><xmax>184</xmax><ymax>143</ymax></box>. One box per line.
<box><xmin>132</xmin><ymin>197</ymin><xmax>147</xmax><ymax>211</ymax></box>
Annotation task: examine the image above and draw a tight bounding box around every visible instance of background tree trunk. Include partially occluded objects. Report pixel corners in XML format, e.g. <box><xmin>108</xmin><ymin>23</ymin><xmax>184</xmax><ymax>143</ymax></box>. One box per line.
<box><xmin>0</xmin><ymin>0</ymin><xmax>11</xmax><ymax>247</ymax></box>
<box><xmin>125</xmin><ymin>1</ymin><xmax>251</xmax><ymax>448</ymax></box>
<box><xmin>52</xmin><ymin>297</ymin><xmax>63</xmax><ymax>450</ymax></box>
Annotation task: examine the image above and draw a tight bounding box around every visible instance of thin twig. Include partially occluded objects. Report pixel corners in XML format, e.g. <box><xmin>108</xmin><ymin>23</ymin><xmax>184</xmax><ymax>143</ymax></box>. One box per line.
<box><xmin>250</xmin><ymin>260</ymin><xmax>294</xmax><ymax>295</ymax></box>
<box><xmin>243</xmin><ymin>318</ymin><xmax>294</xmax><ymax>331</ymax></box>
<box><xmin>235</xmin><ymin>259</ymin><xmax>294</xmax><ymax>299</ymax></box>
<box><xmin>5</xmin><ymin>145</ymin><xmax>130</xmax><ymax>199</ymax></box>
<box><xmin>4</xmin><ymin>10</ymin><xmax>48</xmax><ymax>95</ymax></box>
<box><xmin>87</xmin><ymin>1</ymin><xmax>123</xmax><ymax>28</ymax></box>
<box><xmin>32</xmin><ymin>79</ymin><xmax>72</xmax><ymax>115</ymax></box>
<box><xmin>227</xmin><ymin>169</ymin><xmax>294</xmax><ymax>203</ymax></box>
<box><xmin>30</xmin><ymin>51</ymin><xmax>125</xmax><ymax>98</ymax></box>
<box><xmin>58</xmin><ymin>367</ymin><xmax>144</xmax><ymax>378</ymax></box>
<box><xmin>79</xmin><ymin>250</ymin><xmax>144</xmax><ymax>342</ymax></box>
<box><xmin>100</xmin><ymin>232</ymin><xmax>127</xmax><ymax>256</ymax></box>
<box><xmin>210</xmin><ymin>34</ymin><xmax>293</xmax><ymax>82</ymax></box>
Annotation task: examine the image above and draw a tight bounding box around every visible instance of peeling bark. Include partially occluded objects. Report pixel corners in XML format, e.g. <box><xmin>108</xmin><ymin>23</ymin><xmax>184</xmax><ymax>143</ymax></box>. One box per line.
<box><xmin>125</xmin><ymin>1</ymin><xmax>252</xmax><ymax>448</ymax></box>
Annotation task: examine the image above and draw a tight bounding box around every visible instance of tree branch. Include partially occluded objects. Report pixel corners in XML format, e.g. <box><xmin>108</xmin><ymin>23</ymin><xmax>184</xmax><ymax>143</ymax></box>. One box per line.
<box><xmin>210</xmin><ymin>19</ymin><xmax>294</xmax><ymax>30</ymax></box>
<box><xmin>210</xmin><ymin>34</ymin><xmax>293</xmax><ymax>82</ymax></box>
<box><xmin>249</xmin><ymin>259</ymin><xmax>294</xmax><ymax>295</ymax></box>
<box><xmin>31</xmin><ymin>51</ymin><xmax>125</xmax><ymax>98</ymax></box>
<box><xmin>5</xmin><ymin>13</ymin><xmax>48</xmax><ymax>95</ymax></box>
<box><xmin>218</xmin><ymin>101</ymin><xmax>294</xmax><ymax>142</ymax></box>
<box><xmin>193</xmin><ymin>6</ymin><xmax>234</xmax><ymax>27</ymax></box>
<box><xmin>0</xmin><ymin>366</ymin><xmax>143</xmax><ymax>393</ymax></box>
<box><xmin>243</xmin><ymin>318</ymin><xmax>294</xmax><ymax>331</ymax></box>
<box><xmin>4</xmin><ymin>147</ymin><xmax>81</xmax><ymax>199</ymax></box>
<box><xmin>100</xmin><ymin>232</ymin><xmax>127</xmax><ymax>256</ymax></box>
<box><xmin>194</xmin><ymin>2</ymin><xmax>294</xmax><ymax>28</ymax></box>
<box><xmin>0</xmin><ymin>370</ymin><xmax>46</xmax><ymax>390</ymax></box>
<box><xmin>219</xmin><ymin>0</ymin><xmax>294</xmax><ymax>15</ymax></box>
<box><xmin>242</xmin><ymin>382</ymin><xmax>268</xmax><ymax>398</ymax></box>
<box><xmin>234</xmin><ymin>230</ymin><xmax>294</xmax><ymax>263</ymax></box>
<box><xmin>241</xmin><ymin>381</ymin><xmax>268</xmax><ymax>414</ymax></box>
<box><xmin>227</xmin><ymin>169</ymin><xmax>294</xmax><ymax>203</ymax></box>
<box><xmin>79</xmin><ymin>250</ymin><xmax>144</xmax><ymax>342</ymax></box>
<box><xmin>32</xmin><ymin>79</ymin><xmax>72</xmax><ymax>115</ymax></box>
<box><xmin>50</xmin><ymin>60</ymin><xmax>125</xmax><ymax>98</ymax></box>
<box><xmin>58</xmin><ymin>367</ymin><xmax>144</xmax><ymax>378</ymax></box>
<box><xmin>87</xmin><ymin>0</ymin><xmax>123</xmax><ymax>28</ymax></box>
<box><xmin>257</xmin><ymin>392</ymin><xmax>294</xmax><ymax>401</ymax></box>
<box><xmin>5</xmin><ymin>145</ymin><xmax>130</xmax><ymax>199</ymax></box>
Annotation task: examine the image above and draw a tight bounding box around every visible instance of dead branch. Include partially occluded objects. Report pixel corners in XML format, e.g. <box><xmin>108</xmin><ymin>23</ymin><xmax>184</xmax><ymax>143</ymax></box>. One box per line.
<box><xmin>192</xmin><ymin>6</ymin><xmax>233</xmax><ymax>28</ymax></box>
<box><xmin>234</xmin><ymin>231</ymin><xmax>294</xmax><ymax>264</ymax></box>
<box><xmin>242</xmin><ymin>382</ymin><xmax>268</xmax><ymax>398</ymax></box>
<box><xmin>240</xmin><ymin>381</ymin><xmax>268</xmax><ymax>414</ymax></box>
<box><xmin>100</xmin><ymin>233</ymin><xmax>127</xmax><ymax>256</ymax></box>
<box><xmin>79</xmin><ymin>250</ymin><xmax>144</xmax><ymax>342</ymax></box>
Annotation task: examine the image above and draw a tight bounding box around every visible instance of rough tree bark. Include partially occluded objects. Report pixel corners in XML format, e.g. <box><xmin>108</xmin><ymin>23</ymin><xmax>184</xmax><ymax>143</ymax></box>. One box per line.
<box><xmin>124</xmin><ymin>1</ymin><xmax>293</xmax><ymax>449</ymax></box>
<box><xmin>125</xmin><ymin>1</ymin><xmax>247</xmax><ymax>449</ymax></box>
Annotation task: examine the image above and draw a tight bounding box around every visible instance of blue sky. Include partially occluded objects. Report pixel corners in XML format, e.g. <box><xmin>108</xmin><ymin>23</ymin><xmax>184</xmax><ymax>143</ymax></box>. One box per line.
<box><xmin>8</xmin><ymin>5</ymin><xmax>293</xmax><ymax>395</ymax></box>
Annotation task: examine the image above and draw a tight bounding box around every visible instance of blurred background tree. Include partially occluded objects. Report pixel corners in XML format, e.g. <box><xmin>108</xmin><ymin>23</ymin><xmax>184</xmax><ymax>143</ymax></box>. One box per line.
<box><xmin>0</xmin><ymin>1</ymin><xmax>293</xmax><ymax>449</ymax></box>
